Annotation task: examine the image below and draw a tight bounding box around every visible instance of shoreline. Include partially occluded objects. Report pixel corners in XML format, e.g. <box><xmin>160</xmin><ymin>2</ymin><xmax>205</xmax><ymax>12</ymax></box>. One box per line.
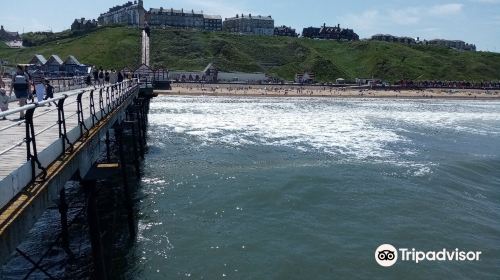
<box><xmin>156</xmin><ymin>88</ymin><xmax>500</xmax><ymax>101</ymax></box>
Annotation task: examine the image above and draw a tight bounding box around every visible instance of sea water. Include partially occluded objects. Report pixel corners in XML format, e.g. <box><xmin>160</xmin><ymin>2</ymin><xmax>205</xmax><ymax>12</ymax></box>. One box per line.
<box><xmin>125</xmin><ymin>96</ymin><xmax>500</xmax><ymax>279</ymax></box>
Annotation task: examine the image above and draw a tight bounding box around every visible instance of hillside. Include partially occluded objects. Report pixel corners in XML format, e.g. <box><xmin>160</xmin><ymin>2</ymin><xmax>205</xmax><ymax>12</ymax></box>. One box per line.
<box><xmin>150</xmin><ymin>29</ymin><xmax>500</xmax><ymax>82</ymax></box>
<box><xmin>1</xmin><ymin>27</ymin><xmax>499</xmax><ymax>82</ymax></box>
<box><xmin>0</xmin><ymin>27</ymin><xmax>141</xmax><ymax>69</ymax></box>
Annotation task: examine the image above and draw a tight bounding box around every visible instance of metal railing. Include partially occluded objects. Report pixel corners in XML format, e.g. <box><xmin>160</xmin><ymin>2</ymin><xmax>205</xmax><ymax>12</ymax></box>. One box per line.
<box><xmin>0</xmin><ymin>79</ymin><xmax>139</xmax><ymax>193</ymax></box>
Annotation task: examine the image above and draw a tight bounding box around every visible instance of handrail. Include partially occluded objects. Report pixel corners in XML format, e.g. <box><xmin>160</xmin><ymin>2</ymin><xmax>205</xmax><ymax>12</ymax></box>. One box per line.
<box><xmin>0</xmin><ymin>79</ymin><xmax>140</xmax><ymax>186</ymax></box>
<box><xmin>0</xmin><ymin>80</ymin><xmax>136</xmax><ymax>118</ymax></box>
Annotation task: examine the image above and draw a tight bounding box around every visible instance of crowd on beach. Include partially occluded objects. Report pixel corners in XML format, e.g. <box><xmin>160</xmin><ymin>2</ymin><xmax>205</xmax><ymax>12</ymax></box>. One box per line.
<box><xmin>394</xmin><ymin>80</ymin><xmax>500</xmax><ymax>89</ymax></box>
<box><xmin>169</xmin><ymin>82</ymin><xmax>500</xmax><ymax>99</ymax></box>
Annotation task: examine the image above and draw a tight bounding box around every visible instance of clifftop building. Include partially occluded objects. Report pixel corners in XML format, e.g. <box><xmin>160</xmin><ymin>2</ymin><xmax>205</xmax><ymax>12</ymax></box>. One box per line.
<box><xmin>371</xmin><ymin>34</ymin><xmax>416</xmax><ymax>45</ymax></box>
<box><xmin>303</xmin><ymin>24</ymin><xmax>359</xmax><ymax>41</ymax></box>
<box><xmin>98</xmin><ymin>0</ymin><xmax>146</xmax><ymax>27</ymax></box>
<box><xmin>71</xmin><ymin>18</ymin><xmax>98</xmax><ymax>32</ymax></box>
<box><xmin>0</xmin><ymin>25</ymin><xmax>20</xmax><ymax>41</ymax></box>
<box><xmin>147</xmin><ymin>8</ymin><xmax>222</xmax><ymax>31</ymax></box>
<box><xmin>223</xmin><ymin>14</ymin><xmax>274</xmax><ymax>36</ymax></box>
<box><xmin>370</xmin><ymin>34</ymin><xmax>476</xmax><ymax>52</ymax></box>
<box><xmin>427</xmin><ymin>39</ymin><xmax>476</xmax><ymax>52</ymax></box>
<box><xmin>274</xmin><ymin>25</ymin><xmax>298</xmax><ymax>37</ymax></box>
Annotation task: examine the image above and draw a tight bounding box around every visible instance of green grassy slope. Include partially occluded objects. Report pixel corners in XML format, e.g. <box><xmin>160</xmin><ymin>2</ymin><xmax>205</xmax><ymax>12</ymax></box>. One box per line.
<box><xmin>0</xmin><ymin>27</ymin><xmax>141</xmax><ymax>69</ymax></box>
<box><xmin>150</xmin><ymin>29</ymin><xmax>500</xmax><ymax>82</ymax></box>
<box><xmin>2</xmin><ymin>27</ymin><xmax>499</xmax><ymax>82</ymax></box>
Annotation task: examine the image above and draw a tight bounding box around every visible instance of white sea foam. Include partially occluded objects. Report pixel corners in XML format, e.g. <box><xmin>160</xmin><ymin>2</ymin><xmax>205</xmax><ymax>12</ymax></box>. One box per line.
<box><xmin>149</xmin><ymin>97</ymin><xmax>500</xmax><ymax>163</ymax></box>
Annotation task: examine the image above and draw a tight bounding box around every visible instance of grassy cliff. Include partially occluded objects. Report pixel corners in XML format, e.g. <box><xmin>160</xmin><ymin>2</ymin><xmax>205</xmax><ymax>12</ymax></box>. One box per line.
<box><xmin>0</xmin><ymin>26</ymin><xmax>141</xmax><ymax>69</ymax></box>
<box><xmin>1</xmin><ymin>27</ymin><xmax>499</xmax><ymax>82</ymax></box>
<box><xmin>150</xmin><ymin>29</ymin><xmax>500</xmax><ymax>82</ymax></box>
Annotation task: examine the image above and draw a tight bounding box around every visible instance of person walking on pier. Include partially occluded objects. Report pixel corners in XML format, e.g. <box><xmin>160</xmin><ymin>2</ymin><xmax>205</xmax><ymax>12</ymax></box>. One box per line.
<box><xmin>98</xmin><ymin>69</ymin><xmax>105</xmax><ymax>87</ymax></box>
<box><xmin>104</xmin><ymin>70</ymin><xmax>110</xmax><ymax>84</ymax></box>
<box><xmin>10</xmin><ymin>66</ymin><xmax>30</xmax><ymax>120</ymax></box>
<box><xmin>32</xmin><ymin>70</ymin><xmax>46</xmax><ymax>103</ymax></box>
<box><xmin>110</xmin><ymin>69</ymin><xmax>118</xmax><ymax>85</ymax></box>
<box><xmin>44</xmin><ymin>79</ymin><xmax>57</xmax><ymax>107</ymax></box>
<box><xmin>93</xmin><ymin>67</ymin><xmax>99</xmax><ymax>85</ymax></box>
<box><xmin>118</xmin><ymin>70</ymin><xmax>124</xmax><ymax>84</ymax></box>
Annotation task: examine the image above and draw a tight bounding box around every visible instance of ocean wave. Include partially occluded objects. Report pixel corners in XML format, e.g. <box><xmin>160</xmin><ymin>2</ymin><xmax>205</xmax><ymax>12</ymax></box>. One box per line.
<box><xmin>149</xmin><ymin>96</ymin><xmax>500</xmax><ymax>163</ymax></box>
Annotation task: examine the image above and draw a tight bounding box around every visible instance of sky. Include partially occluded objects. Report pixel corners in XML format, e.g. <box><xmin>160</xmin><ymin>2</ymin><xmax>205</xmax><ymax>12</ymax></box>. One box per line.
<box><xmin>0</xmin><ymin>0</ymin><xmax>499</xmax><ymax>51</ymax></box>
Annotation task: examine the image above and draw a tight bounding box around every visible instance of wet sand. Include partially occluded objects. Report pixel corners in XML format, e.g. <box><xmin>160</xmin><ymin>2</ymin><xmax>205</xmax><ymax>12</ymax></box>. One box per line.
<box><xmin>158</xmin><ymin>84</ymin><xmax>500</xmax><ymax>100</ymax></box>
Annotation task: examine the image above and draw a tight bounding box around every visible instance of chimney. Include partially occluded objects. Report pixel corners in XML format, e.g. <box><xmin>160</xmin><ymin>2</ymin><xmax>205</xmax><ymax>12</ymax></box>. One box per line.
<box><xmin>1</xmin><ymin>25</ymin><xmax>4</xmax><ymax>31</ymax></box>
<box><xmin>323</xmin><ymin>23</ymin><xmax>326</xmax><ymax>28</ymax></box>
<box><xmin>337</xmin><ymin>24</ymin><xmax>340</xmax><ymax>28</ymax></box>
<box><xmin>249</xmin><ymin>14</ymin><xmax>252</xmax><ymax>18</ymax></box>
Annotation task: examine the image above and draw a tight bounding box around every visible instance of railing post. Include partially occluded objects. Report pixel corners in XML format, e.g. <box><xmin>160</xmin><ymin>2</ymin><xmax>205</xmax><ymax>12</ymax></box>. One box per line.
<box><xmin>99</xmin><ymin>88</ymin><xmax>105</xmax><ymax>119</ymax></box>
<box><xmin>25</xmin><ymin>107</ymin><xmax>47</xmax><ymax>183</ymax></box>
<box><xmin>77</xmin><ymin>91</ymin><xmax>89</xmax><ymax>137</ymax></box>
<box><xmin>106</xmin><ymin>87</ymin><xmax>111</xmax><ymax>113</ymax></box>
<box><xmin>89</xmin><ymin>90</ymin><xmax>98</xmax><ymax>126</ymax></box>
<box><xmin>111</xmin><ymin>85</ymin><xmax>116</xmax><ymax>110</ymax></box>
<box><xmin>57</xmin><ymin>95</ymin><xmax>73</xmax><ymax>154</ymax></box>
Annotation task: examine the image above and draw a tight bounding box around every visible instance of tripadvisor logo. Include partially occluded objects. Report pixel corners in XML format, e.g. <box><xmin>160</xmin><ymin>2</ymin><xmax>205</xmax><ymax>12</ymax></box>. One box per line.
<box><xmin>375</xmin><ymin>244</ymin><xmax>482</xmax><ymax>267</ymax></box>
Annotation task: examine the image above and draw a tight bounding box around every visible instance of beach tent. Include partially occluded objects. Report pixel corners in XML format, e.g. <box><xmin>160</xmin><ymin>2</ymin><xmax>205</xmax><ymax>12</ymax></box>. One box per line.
<box><xmin>45</xmin><ymin>55</ymin><xmax>64</xmax><ymax>74</ymax></box>
<box><xmin>29</xmin><ymin>54</ymin><xmax>47</xmax><ymax>66</ymax></box>
<box><xmin>64</xmin><ymin>55</ymin><xmax>87</xmax><ymax>75</ymax></box>
<box><xmin>28</xmin><ymin>55</ymin><xmax>48</xmax><ymax>72</ymax></box>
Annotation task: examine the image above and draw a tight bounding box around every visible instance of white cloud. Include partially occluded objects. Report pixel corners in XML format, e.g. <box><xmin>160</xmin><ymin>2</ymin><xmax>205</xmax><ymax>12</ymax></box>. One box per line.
<box><xmin>339</xmin><ymin>10</ymin><xmax>381</xmax><ymax>34</ymax></box>
<box><xmin>183</xmin><ymin>0</ymin><xmax>244</xmax><ymax>18</ymax></box>
<box><xmin>389</xmin><ymin>7</ymin><xmax>422</xmax><ymax>25</ymax></box>
<box><xmin>429</xmin><ymin>3</ymin><xmax>464</xmax><ymax>16</ymax></box>
<box><xmin>469</xmin><ymin>0</ymin><xmax>500</xmax><ymax>3</ymax></box>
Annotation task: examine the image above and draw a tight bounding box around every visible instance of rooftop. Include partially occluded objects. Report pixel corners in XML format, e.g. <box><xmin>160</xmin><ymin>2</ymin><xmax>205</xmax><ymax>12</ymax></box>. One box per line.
<box><xmin>225</xmin><ymin>14</ymin><xmax>273</xmax><ymax>21</ymax></box>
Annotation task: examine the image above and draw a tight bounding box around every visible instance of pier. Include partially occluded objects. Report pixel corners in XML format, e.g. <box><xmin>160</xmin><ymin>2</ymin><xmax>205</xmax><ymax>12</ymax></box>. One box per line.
<box><xmin>0</xmin><ymin>79</ymin><xmax>154</xmax><ymax>278</ymax></box>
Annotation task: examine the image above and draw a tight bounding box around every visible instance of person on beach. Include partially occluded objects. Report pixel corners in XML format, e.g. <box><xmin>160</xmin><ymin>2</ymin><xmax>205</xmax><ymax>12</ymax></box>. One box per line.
<box><xmin>0</xmin><ymin>88</ymin><xmax>9</xmax><ymax>120</ymax></box>
<box><xmin>10</xmin><ymin>66</ymin><xmax>30</xmax><ymax>120</ymax></box>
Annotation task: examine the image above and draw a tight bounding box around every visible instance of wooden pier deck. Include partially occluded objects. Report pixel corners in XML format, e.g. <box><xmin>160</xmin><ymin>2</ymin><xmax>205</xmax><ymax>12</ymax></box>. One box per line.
<box><xmin>0</xmin><ymin>87</ymin><xmax>92</xmax><ymax>179</ymax></box>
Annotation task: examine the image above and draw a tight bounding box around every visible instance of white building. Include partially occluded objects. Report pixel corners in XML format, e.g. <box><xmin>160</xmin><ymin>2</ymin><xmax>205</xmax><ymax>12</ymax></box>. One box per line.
<box><xmin>98</xmin><ymin>0</ymin><xmax>146</xmax><ymax>27</ymax></box>
<box><xmin>223</xmin><ymin>14</ymin><xmax>274</xmax><ymax>36</ymax></box>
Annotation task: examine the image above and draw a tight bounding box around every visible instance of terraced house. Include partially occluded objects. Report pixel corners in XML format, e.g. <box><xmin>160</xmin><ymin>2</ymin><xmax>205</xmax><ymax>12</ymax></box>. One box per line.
<box><xmin>223</xmin><ymin>14</ymin><xmax>275</xmax><ymax>36</ymax></box>
<box><xmin>303</xmin><ymin>24</ymin><xmax>359</xmax><ymax>41</ymax></box>
<box><xmin>98</xmin><ymin>0</ymin><xmax>146</xmax><ymax>27</ymax></box>
<box><xmin>147</xmin><ymin>8</ymin><xmax>222</xmax><ymax>31</ymax></box>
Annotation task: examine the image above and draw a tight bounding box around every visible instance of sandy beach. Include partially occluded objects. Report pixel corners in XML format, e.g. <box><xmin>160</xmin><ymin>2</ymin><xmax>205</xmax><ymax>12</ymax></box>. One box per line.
<box><xmin>159</xmin><ymin>83</ymin><xmax>500</xmax><ymax>100</ymax></box>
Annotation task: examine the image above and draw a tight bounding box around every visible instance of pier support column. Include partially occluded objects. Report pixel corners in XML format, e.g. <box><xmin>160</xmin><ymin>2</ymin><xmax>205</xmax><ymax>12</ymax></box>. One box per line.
<box><xmin>115</xmin><ymin>124</ymin><xmax>136</xmax><ymax>240</ymax></box>
<box><xmin>124</xmin><ymin>121</ymin><xmax>140</xmax><ymax>176</ymax></box>
<box><xmin>105</xmin><ymin>130</ymin><xmax>111</xmax><ymax>163</ymax></box>
<box><xmin>58</xmin><ymin>188</ymin><xmax>72</xmax><ymax>256</ymax></box>
<box><xmin>83</xmin><ymin>180</ymin><xmax>108</xmax><ymax>280</ymax></box>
